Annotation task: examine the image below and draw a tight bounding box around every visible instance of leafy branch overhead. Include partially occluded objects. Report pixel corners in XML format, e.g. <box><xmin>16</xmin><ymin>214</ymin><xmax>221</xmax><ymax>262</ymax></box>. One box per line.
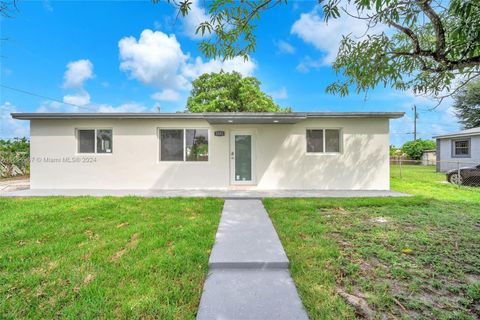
<box><xmin>158</xmin><ymin>0</ymin><xmax>480</xmax><ymax>101</ymax></box>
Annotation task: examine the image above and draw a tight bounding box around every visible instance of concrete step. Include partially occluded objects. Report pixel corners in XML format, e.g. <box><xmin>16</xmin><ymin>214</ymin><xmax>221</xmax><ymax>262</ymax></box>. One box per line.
<box><xmin>208</xmin><ymin>199</ymin><xmax>289</xmax><ymax>269</ymax></box>
<box><xmin>197</xmin><ymin>269</ymin><xmax>309</xmax><ymax>320</ymax></box>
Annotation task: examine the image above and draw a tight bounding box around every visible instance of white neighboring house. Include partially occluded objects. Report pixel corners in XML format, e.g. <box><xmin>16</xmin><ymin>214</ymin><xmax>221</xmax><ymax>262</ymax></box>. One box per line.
<box><xmin>421</xmin><ymin>149</ymin><xmax>437</xmax><ymax>166</ymax></box>
<box><xmin>12</xmin><ymin>112</ymin><xmax>403</xmax><ymax>190</ymax></box>
<box><xmin>434</xmin><ymin>127</ymin><xmax>480</xmax><ymax>172</ymax></box>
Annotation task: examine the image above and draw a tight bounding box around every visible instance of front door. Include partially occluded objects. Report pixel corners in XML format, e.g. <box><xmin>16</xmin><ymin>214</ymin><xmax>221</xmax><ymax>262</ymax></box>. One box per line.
<box><xmin>230</xmin><ymin>131</ymin><xmax>255</xmax><ymax>184</ymax></box>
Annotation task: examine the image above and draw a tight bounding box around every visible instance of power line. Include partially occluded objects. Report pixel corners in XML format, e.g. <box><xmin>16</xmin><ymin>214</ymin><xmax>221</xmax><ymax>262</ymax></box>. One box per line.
<box><xmin>0</xmin><ymin>84</ymin><xmax>97</xmax><ymax>111</ymax></box>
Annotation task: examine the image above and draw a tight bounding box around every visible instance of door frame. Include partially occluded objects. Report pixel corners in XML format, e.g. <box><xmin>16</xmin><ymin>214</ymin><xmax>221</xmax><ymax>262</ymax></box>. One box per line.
<box><xmin>230</xmin><ymin>130</ymin><xmax>256</xmax><ymax>185</ymax></box>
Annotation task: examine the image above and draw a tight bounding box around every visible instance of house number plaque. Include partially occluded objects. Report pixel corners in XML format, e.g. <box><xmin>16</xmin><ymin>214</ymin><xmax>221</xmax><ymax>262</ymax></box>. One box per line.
<box><xmin>214</xmin><ymin>131</ymin><xmax>225</xmax><ymax>137</ymax></box>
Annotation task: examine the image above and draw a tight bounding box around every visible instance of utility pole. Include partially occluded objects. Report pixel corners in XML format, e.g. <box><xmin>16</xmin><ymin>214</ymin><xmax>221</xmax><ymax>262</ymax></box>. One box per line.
<box><xmin>413</xmin><ymin>105</ymin><xmax>418</xmax><ymax>141</ymax></box>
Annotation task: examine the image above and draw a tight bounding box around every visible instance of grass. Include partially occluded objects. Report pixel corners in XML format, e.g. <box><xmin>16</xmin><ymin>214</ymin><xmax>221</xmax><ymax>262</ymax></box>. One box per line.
<box><xmin>265</xmin><ymin>165</ymin><xmax>480</xmax><ymax>319</ymax></box>
<box><xmin>391</xmin><ymin>164</ymin><xmax>480</xmax><ymax>203</ymax></box>
<box><xmin>0</xmin><ymin>197</ymin><xmax>223</xmax><ymax>319</ymax></box>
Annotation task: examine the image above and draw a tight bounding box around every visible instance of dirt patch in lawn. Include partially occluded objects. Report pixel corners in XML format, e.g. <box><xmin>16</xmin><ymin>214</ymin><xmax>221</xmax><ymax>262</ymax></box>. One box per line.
<box><xmin>328</xmin><ymin>206</ymin><xmax>480</xmax><ymax>319</ymax></box>
<box><xmin>111</xmin><ymin>233</ymin><xmax>139</xmax><ymax>262</ymax></box>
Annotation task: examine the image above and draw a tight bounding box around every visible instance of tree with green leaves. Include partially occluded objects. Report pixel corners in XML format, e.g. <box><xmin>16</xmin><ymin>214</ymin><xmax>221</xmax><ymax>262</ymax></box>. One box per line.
<box><xmin>161</xmin><ymin>0</ymin><xmax>480</xmax><ymax>102</ymax></box>
<box><xmin>452</xmin><ymin>80</ymin><xmax>480</xmax><ymax>129</ymax></box>
<box><xmin>401</xmin><ymin>139</ymin><xmax>436</xmax><ymax>160</ymax></box>
<box><xmin>186</xmin><ymin>71</ymin><xmax>290</xmax><ymax>112</ymax></box>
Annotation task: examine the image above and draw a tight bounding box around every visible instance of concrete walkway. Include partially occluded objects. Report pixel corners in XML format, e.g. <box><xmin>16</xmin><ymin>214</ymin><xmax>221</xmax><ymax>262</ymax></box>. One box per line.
<box><xmin>197</xmin><ymin>200</ymin><xmax>309</xmax><ymax>320</ymax></box>
<box><xmin>1</xmin><ymin>188</ymin><xmax>409</xmax><ymax>198</ymax></box>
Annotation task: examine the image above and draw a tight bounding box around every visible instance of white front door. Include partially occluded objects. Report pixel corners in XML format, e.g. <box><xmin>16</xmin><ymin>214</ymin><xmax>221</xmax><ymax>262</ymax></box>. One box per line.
<box><xmin>230</xmin><ymin>131</ymin><xmax>255</xmax><ymax>185</ymax></box>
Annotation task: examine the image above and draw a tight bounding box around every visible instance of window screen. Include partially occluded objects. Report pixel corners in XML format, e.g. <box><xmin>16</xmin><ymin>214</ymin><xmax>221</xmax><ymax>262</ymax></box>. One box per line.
<box><xmin>186</xmin><ymin>129</ymin><xmax>208</xmax><ymax>161</ymax></box>
<box><xmin>306</xmin><ymin>129</ymin><xmax>324</xmax><ymax>153</ymax></box>
<box><xmin>78</xmin><ymin>130</ymin><xmax>95</xmax><ymax>153</ymax></box>
<box><xmin>325</xmin><ymin>129</ymin><xmax>340</xmax><ymax>152</ymax></box>
<box><xmin>160</xmin><ymin>129</ymin><xmax>184</xmax><ymax>161</ymax></box>
<box><xmin>97</xmin><ymin>129</ymin><xmax>113</xmax><ymax>153</ymax></box>
<box><xmin>454</xmin><ymin>140</ymin><xmax>470</xmax><ymax>156</ymax></box>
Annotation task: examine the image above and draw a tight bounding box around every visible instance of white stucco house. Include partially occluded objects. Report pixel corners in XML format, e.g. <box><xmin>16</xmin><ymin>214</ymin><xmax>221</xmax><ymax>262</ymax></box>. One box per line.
<box><xmin>12</xmin><ymin>112</ymin><xmax>403</xmax><ymax>190</ymax></box>
<box><xmin>434</xmin><ymin>127</ymin><xmax>480</xmax><ymax>172</ymax></box>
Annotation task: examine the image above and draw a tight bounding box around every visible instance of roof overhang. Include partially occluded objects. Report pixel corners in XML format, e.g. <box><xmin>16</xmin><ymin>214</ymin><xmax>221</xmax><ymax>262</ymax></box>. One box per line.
<box><xmin>11</xmin><ymin>111</ymin><xmax>405</xmax><ymax>123</ymax></box>
<box><xmin>203</xmin><ymin>113</ymin><xmax>306</xmax><ymax>124</ymax></box>
<box><xmin>434</xmin><ymin>132</ymin><xmax>480</xmax><ymax>139</ymax></box>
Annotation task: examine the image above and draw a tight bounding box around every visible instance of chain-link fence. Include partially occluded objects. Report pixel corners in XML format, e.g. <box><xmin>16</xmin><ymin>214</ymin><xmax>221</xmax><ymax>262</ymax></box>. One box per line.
<box><xmin>0</xmin><ymin>152</ymin><xmax>30</xmax><ymax>178</ymax></box>
<box><xmin>390</xmin><ymin>158</ymin><xmax>480</xmax><ymax>187</ymax></box>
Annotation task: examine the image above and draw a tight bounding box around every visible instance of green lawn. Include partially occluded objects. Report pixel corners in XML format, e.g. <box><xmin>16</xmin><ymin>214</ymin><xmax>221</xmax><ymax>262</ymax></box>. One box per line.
<box><xmin>265</xmin><ymin>165</ymin><xmax>480</xmax><ymax>319</ymax></box>
<box><xmin>0</xmin><ymin>197</ymin><xmax>223</xmax><ymax>319</ymax></box>
<box><xmin>391</xmin><ymin>164</ymin><xmax>480</xmax><ymax>203</ymax></box>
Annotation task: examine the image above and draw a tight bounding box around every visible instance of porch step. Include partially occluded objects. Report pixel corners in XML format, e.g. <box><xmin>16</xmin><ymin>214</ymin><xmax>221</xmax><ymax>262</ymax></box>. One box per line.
<box><xmin>208</xmin><ymin>199</ymin><xmax>289</xmax><ymax>269</ymax></box>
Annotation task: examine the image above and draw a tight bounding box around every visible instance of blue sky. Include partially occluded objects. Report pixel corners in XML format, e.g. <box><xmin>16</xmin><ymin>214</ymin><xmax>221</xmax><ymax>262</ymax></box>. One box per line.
<box><xmin>0</xmin><ymin>0</ymin><xmax>461</xmax><ymax>146</ymax></box>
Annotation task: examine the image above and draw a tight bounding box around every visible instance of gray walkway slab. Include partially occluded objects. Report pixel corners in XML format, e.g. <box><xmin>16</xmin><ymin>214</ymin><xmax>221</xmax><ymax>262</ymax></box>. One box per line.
<box><xmin>197</xmin><ymin>269</ymin><xmax>308</xmax><ymax>320</ymax></box>
<box><xmin>209</xmin><ymin>200</ymin><xmax>289</xmax><ymax>269</ymax></box>
<box><xmin>1</xmin><ymin>188</ymin><xmax>410</xmax><ymax>198</ymax></box>
<box><xmin>197</xmin><ymin>199</ymin><xmax>308</xmax><ymax>320</ymax></box>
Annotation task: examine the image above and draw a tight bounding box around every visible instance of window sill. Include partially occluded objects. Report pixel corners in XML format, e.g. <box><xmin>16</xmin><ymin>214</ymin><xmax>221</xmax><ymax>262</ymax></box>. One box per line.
<box><xmin>75</xmin><ymin>153</ymin><xmax>113</xmax><ymax>156</ymax></box>
<box><xmin>158</xmin><ymin>161</ymin><xmax>211</xmax><ymax>164</ymax></box>
<box><xmin>306</xmin><ymin>152</ymin><xmax>342</xmax><ymax>156</ymax></box>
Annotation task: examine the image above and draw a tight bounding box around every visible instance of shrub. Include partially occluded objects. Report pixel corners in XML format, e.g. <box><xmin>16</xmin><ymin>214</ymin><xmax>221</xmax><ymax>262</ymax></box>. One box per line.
<box><xmin>401</xmin><ymin>139</ymin><xmax>436</xmax><ymax>160</ymax></box>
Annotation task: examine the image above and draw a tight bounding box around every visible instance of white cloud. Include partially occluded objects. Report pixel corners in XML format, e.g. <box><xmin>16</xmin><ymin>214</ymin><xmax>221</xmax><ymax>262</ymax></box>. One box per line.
<box><xmin>275</xmin><ymin>40</ymin><xmax>296</xmax><ymax>54</ymax></box>
<box><xmin>0</xmin><ymin>102</ymin><xmax>29</xmax><ymax>139</ymax></box>
<box><xmin>63</xmin><ymin>89</ymin><xmax>91</xmax><ymax>106</ymax></box>
<box><xmin>118</xmin><ymin>29</ymin><xmax>257</xmax><ymax>94</ymax></box>
<box><xmin>296</xmin><ymin>56</ymin><xmax>323</xmax><ymax>73</ymax></box>
<box><xmin>291</xmin><ymin>4</ymin><xmax>385</xmax><ymax>67</ymax></box>
<box><xmin>119</xmin><ymin>29</ymin><xmax>189</xmax><ymax>90</ymax></box>
<box><xmin>62</xmin><ymin>59</ymin><xmax>94</xmax><ymax>107</ymax></box>
<box><xmin>151</xmin><ymin>89</ymin><xmax>181</xmax><ymax>102</ymax></box>
<box><xmin>182</xmin><ymin>56</ymin><xmax>256</xmax><ymax>80</ymax></box>
<box><xmin>270</xmin><ymin>86</ymin><xmax>288</xmax><ymax>99</ymax></box>
<box><xmin>35</xmin><ymin>100</ymin><xmax>150</xmax><ymax>114</ymax></box>
<box><xmin>63</xmin><ymin>59</ymin><xmax>94</xmax><ymax>88</ymax></box>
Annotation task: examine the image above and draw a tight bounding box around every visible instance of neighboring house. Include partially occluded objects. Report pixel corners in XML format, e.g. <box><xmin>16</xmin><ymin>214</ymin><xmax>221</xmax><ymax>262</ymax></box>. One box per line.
<box><xmin>434</xmin><ymin>127</ymin><xmax>480</xmax><ymax>172</ymax></box>
<box><xmin>12</xmin><ymin>112</ymin><xmax>403</xmax><ymax>190</ymax></box>
<box><xmin>421</xmin><ymin>149</ymin><xmax>436</xmax><ymax>166</ymax></box>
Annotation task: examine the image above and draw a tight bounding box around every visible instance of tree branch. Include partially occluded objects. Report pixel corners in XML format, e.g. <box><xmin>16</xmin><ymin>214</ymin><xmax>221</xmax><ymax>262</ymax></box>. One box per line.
<box><xmin>416</xmin><ymin>0</ymin><xmax>446</xmax><ymax>56</ymax></box>
<box><xmin>385</xmin><ymin>20</ymin><xmax>422</xmax><ymax>54</ymax></box>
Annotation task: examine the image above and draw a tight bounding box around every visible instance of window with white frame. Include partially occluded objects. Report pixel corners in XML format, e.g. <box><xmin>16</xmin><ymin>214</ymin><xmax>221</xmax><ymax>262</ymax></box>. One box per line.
<box><xmin>452</xmin><ymin>139</ymin><xmax>470</xmax><ymax>157</ymax></box>
<box><xmin>306</xmin><ymin>129</ymin><xmax>341</xmax><ymax>153</ymax></box>
<box><xmin>160</xmin><ymin>129</ymin><xmax>209</xmax><ymax>161</ymax></box>
<box><xmin>77</xmin><ymin>129</ymin><xmax>112</xmax><ymax>154</ymax></box>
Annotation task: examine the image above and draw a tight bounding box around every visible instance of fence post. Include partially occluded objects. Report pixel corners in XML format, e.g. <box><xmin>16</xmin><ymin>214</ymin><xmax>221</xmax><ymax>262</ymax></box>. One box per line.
<box><xmin>457</xmin><ymin>161</ymin><xmax>461</xmax><ymax>187</ymax></box>
<box><xmin>399</xmin><ymin>157</ymin><xmax>403</xmax><ymax>179</ymax></box>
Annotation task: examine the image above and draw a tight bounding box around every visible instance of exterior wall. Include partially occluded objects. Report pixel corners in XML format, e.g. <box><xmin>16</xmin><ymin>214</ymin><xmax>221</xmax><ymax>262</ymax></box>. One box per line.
<box><xmin>30</xmin><ymin>117</ymin><xmax>391</xmax><ymax>190</ymax></box>
<box><xmin>437</xmin><ymin>136</ymin><xmax>480</xmax><ymax>172</ymax></box>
